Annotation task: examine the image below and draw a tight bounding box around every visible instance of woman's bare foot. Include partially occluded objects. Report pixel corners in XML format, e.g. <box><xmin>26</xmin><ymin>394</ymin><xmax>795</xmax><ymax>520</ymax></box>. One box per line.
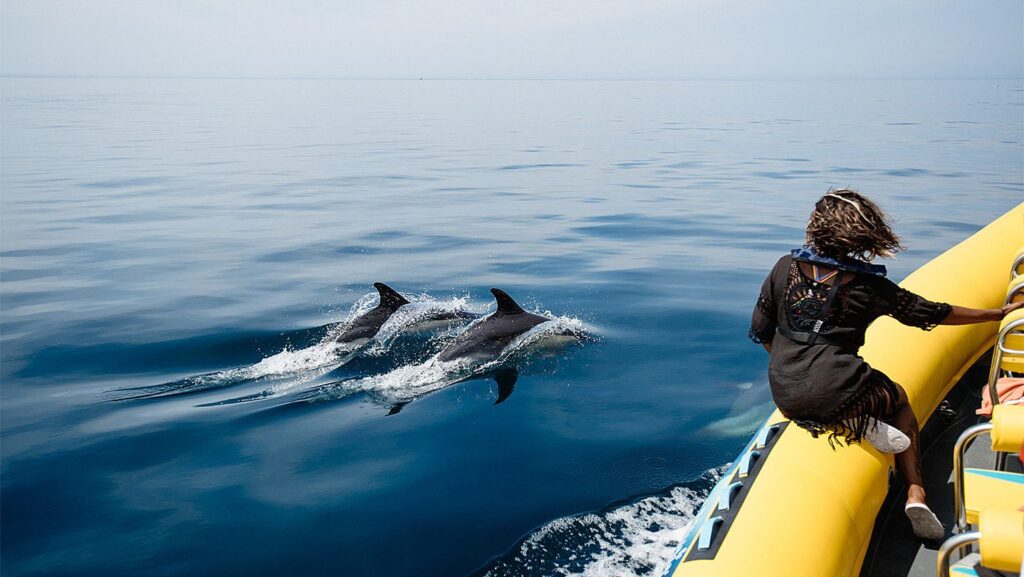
<box><xmin>906</xmin><ymin>484</ymin><xmax>926</xmax><ymax>505</ymax></box>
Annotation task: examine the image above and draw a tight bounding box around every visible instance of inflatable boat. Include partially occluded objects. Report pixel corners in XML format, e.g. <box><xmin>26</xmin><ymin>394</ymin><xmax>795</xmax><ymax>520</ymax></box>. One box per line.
<box><xmin>663</xmin><ymin>204</ymin><xmax>1024</xmax><ymax>577</ymax></box>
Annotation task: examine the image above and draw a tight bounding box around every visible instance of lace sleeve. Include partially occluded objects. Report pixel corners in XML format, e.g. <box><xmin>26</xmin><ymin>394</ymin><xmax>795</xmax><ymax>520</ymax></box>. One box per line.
<box><xmin>889</xmin><ymin>288</ymin><xmax>952</xmax><ymax>330</ymax></box>
<box><xmin>873</xmin><ymin>277</ymin><xmax>952</xmax><ymax>331</ymax></box>
<box><xmin>749</xmin><ymin>297</ymin><xmax>770</xmax><ymax>342</ymax></box>
<box><xmin>749</xmin><ymin>259</ymin><xmax>783</xmax><ymax>344</ymax></box>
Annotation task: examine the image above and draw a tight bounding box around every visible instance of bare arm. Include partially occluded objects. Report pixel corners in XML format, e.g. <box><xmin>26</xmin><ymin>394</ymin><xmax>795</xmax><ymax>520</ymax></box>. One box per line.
<box><xmin>941</xmin><ymin>301</ymin><xmax>1023</xmax><ymax>325</ymax></box>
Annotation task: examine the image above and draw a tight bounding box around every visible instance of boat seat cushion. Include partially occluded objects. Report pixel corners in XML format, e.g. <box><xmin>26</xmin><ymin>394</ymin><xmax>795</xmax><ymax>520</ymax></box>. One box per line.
<box><xmin>991</xmin><ymin>404</ymin><xmax>1024</xmax><ymax>453</ymax></box>
<box><xmin>964</xmin><ymin>468</ymin><xmax>1024</xmax><ymax>525</ymax></box>
<box><xmin>979</xmin><ymin>509</ymin><xmax>1024</xmax><ymax>573</ymax></box>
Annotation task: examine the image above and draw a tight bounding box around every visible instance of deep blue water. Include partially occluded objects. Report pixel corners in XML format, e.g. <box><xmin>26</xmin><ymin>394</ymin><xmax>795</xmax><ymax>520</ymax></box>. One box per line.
<box><xmin>1</xmin><ymin>78</ymin><xmax>1021</xmax><ymax>577</ymax></box>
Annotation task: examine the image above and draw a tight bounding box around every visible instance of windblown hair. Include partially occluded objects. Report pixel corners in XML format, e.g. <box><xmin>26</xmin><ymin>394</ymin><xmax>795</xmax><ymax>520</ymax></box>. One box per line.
<box><xmin>805</xmin><ymin>189</ymin><xmax>903</xmax><ymax>261</ymax></box>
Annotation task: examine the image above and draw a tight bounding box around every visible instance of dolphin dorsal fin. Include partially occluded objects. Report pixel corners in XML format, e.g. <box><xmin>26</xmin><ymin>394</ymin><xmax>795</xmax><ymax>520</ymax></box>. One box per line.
<box><xmin>490</xmin><ymin>288</ymin><xmax>525</xmax><ymax>315</ymax></box>
<box><xmin>374</xmin><ymin>283</ymin><xmax>410</xmax><ymax>309</ymax></box>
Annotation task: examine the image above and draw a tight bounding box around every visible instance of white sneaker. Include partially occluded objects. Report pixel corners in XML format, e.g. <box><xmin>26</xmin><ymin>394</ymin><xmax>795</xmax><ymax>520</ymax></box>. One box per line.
<box><xmin>905</xmin><ymin>503</ymin><xmax>945</xmax><ymax>540</ymax></box>
<box><xmin>855</xmin><ymin>418</ymin><xmax>911</xmax><ymax>453</ymax></box>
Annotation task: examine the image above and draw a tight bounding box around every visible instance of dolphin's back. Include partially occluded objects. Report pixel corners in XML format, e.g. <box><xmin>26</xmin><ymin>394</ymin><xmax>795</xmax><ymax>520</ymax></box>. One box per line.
<box><xmin>335</xmin><ymin>306</ymin><xmax>393</xmax><ymax>344</ymax></box>
<box><xmin>438</xmin><ymin>314</ymin><xmax>545</xmax><ymax>361</ymax></box>
<box><xmin>437</xmin><ymin>288</ymin><xmax>550</xmax><ymax>362</ymax></box>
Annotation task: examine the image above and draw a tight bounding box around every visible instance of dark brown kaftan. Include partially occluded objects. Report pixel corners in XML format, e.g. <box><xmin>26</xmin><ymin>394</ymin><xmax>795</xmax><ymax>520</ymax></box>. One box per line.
<box><xmin>749</xmin><ymin>255</ymin><xmax>952</xmax><ymax>445</ymax></box>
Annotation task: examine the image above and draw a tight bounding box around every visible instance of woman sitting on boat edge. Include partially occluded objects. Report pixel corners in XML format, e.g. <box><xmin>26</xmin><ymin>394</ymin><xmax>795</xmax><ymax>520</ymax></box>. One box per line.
<box><xmin>749</xmin><ymin>189</ymin><xmax>1023</xmax><ymax>540</ymax></box>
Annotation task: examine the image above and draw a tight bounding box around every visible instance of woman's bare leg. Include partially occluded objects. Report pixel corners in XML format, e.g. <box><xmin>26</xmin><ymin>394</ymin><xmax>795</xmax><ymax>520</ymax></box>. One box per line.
<box><xmin>884</xmin><ymin>385</ymin><xmax>925</xmax><ymax>504</ymax></box>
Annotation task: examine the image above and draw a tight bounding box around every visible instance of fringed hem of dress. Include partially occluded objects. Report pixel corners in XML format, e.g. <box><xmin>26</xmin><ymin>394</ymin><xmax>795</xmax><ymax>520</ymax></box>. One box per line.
<box><xmin>788</xmin><ymin>372</ymin><xmax>901</xmax><ymax>449</ymax></box>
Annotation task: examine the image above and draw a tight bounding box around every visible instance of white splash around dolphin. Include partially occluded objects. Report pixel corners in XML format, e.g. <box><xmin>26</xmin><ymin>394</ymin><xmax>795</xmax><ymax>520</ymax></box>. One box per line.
<box><xmin>292</xmin><ymin>315</ymin><xmax>592</xmax><ymax>407</ymax></box>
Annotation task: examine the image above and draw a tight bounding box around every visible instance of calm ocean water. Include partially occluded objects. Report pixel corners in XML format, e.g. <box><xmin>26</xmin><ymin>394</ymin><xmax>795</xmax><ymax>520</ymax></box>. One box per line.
<box><xmin>1</xmin><ymin>78</ymin><xmax>1021</xmax><ymax>577</ymax></box>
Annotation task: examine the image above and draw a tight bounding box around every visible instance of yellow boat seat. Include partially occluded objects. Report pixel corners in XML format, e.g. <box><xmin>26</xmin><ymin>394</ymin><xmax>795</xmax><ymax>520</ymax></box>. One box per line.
<box><xmin>940</xmin><ymin>510</ymin><xmax>1024</xmax><ymax>577</ymax></box>
<box><xmin>954</xmin><ymin>405</ymin><xmax>1024</xmax><ymax>531</ymax></box>
<box><xmin>978</xmin><ymin>509</ymin><xmax>1024</xmax><ymax>573</ymax></box>
<box><xmin>963</xmin><ymin>468</ymin><xmax>1024</xmax><ymax>525</ymax></box>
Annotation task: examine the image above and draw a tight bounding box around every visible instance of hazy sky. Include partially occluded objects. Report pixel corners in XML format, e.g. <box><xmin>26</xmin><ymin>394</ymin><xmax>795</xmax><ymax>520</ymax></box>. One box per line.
<box><xmin>2</xmin><ymin>1</ymin><xmax>1022</xmax><ymax>80</ymax></box>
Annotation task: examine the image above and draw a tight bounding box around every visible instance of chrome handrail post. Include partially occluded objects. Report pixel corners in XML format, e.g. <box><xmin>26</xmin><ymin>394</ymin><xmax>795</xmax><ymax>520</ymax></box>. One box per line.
<box><xmin>952</xmin><ymin>423</ymin><xmax>993</xmax><ymax>532</ymax></box>
<box><xmin>935</xmin><ymin>531</ymin><xmax>979</xmax><ymax>577</ymax></box>
<box><xmin>1005</xmin><ymin>281</ymin><xmax>1024</xmax><ymax>304</ymax></box>
<box><xmin>1012</xmin><ymin>254</ymin><xmax>1024</xmax><ymax>280</ymax></box>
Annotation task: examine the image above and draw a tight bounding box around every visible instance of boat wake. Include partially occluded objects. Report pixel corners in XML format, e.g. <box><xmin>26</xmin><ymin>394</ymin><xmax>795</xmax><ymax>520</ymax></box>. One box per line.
<box><xmin>476</xmin><ymin>468</ymin><xmax>724</xmax><ymax>577</ymax></box>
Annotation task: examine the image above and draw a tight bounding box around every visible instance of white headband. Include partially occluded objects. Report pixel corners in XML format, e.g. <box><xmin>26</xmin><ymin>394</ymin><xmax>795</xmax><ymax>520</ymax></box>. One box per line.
<box><xmin>824</xmin><ymin>193</ymin><xmax>870</xmax><ymax>223</ymax></box>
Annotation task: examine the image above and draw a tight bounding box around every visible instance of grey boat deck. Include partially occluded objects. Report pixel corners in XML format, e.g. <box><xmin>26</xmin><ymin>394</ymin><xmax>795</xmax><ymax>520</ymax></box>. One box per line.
<box><xmin>859</xmin><ymin>353</ymin><xmax>1022</xmax><ymax>577</ymax></box>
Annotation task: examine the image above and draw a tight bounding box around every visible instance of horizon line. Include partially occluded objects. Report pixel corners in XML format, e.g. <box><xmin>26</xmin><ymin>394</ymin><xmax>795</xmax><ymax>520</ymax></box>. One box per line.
<box><xmin>3</xmin><ymin>74</ymin><xmax>1023</xmax><ymax>83</ymax></box>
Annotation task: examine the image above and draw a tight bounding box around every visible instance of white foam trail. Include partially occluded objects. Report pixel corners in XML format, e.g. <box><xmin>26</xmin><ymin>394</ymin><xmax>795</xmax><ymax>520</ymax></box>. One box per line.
<box><xmin>304</xmin><ymin>356</ymin><xmax>476</xmax><ymax>405</ymax></box>
<box><xmin>480</xmin><ymin>468</ymin><xmax>724</xmax><ymax>577</ymax></box>
<box><xmin>238</xmin><ymin>342</ymin><xmax>352</xmax><ymax>379</ymax></box>
<box><xmin>111</xmin><ymin>293</ymin><xmax>379</xmax><ymax>400</ymax></box>
<box><xmin>209</xmin><ymin>294</ymin><xmax>480</xmax><ymax>403</ymax></box>
<box><xmin>224</xmin><ymin>342</ymin><xmax>359</xmax><ymax>396</ymax></box>
<box><xmin>110</xmin><ymin>340</ymin><xmax>359</xmax><ymax>401</ymax></box>
<box><xmin>113</xmin><ymin>291</ymin><xmax>478</xmax><ymax>402</ymax></box>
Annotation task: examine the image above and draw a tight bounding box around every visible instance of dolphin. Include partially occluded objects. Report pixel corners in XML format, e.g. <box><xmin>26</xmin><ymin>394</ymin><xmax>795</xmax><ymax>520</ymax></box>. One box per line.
<box><xmin>387</xmin><ymin>289</ymin><xmax>573</xmax><ymax>413</ymax></box>
<box><xmin>437</xmin><ymin>288</ymin><xmax>555</xmax><ymax>362</ymax></box>
<box><xmin>368</xmin><ymin>289</ymin><xmax>583</xmax><ymax>415</ymax></box>
<box><xmin>335</xmin><ymin>282</ymin><xmax>476</xmax><ymax>346</ymax></box>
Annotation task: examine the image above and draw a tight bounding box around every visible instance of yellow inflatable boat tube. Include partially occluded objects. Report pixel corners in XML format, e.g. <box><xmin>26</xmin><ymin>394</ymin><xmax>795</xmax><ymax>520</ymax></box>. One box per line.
<box><xmin>663</xmin><ymin>204</ymin><xmax>1023</xmax><ymax>577</ymax></box>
